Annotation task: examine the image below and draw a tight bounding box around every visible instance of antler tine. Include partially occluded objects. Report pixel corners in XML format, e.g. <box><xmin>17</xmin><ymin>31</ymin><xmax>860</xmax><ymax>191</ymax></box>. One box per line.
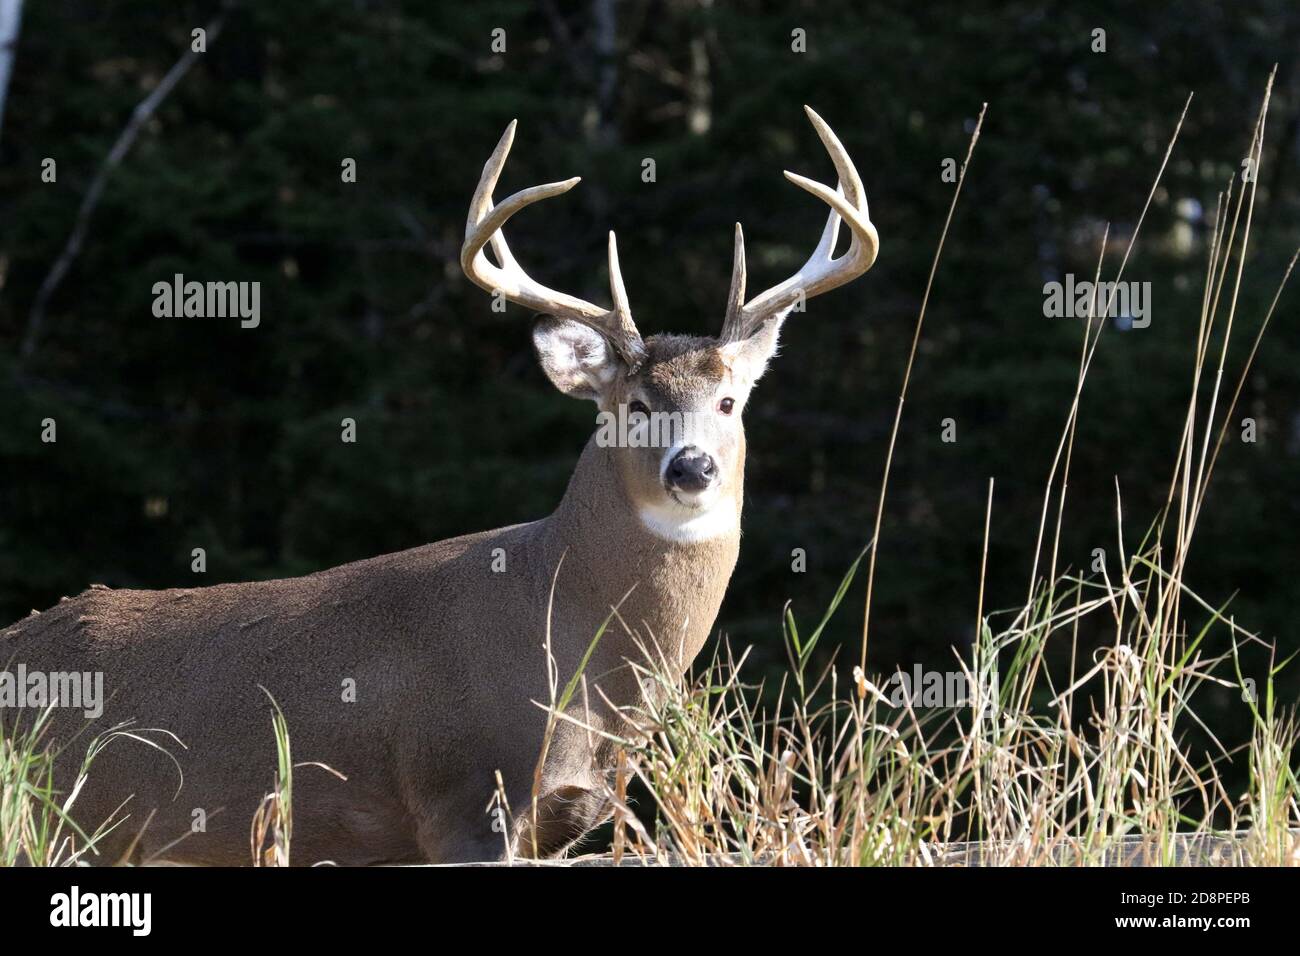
<box><xmin>721</xmin><ymin>107</ymin><xmax>880</xmax><ymax>342</ymax></box>
<box><xmin>804</xmin><ymin>105</ymin><xmax>865</xmax><ymax>212</ymax></box>
<box><xmin>465</xmin><ymin>120</ymin><xmax>517</xmax><ymax>233</ymax></box>
<box><xmin>719</xmin><ymin>222</ymin><xmax>748</xmax><ymax>342</ymax></box>
<box><xmin>608</xmin><ymin>230</ymin><xmax>650</xmax><ymax>356</ymax></box>
<box><xmin>462</xmin><ymin>122</ymin><xmax>645</xmax><ymax>364</ymax></box>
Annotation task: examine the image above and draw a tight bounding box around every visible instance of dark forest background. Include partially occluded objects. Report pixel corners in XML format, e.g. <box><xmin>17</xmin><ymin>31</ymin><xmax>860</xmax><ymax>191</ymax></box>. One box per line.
<box><xmin>0</xmin><ymin>1</ymin><xmax>1297</xmax><ymax>768</ymax></box>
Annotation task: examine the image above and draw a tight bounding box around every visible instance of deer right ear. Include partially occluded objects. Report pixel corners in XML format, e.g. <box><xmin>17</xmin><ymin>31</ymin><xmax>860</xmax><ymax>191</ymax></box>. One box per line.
<box><xmin>532</xmin><ymin>316</ymin><xmax>623</xmax><ymax>401</ymax></box>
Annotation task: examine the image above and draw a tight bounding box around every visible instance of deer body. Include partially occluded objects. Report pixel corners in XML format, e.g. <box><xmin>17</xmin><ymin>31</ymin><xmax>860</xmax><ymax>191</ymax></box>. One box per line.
<box><xmin>2</xmin><ymin>108</ymin><xmax>876</xmax><ymax>864</ymax></box>
<box><xmin>4</xmin><ymin>430</ymin><xmax>738</xmax><ymax>864</ymax></box>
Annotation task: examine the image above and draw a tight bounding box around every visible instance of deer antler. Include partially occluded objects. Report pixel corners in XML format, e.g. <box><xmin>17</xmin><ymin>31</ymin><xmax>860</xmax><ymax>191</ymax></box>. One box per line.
<box><xmin>719</xmin><ymin>106</ymin><xmax>880</xmax><ymax>342</ymax></box>
<box><xmin>462</xmin><ymin>121</ymin><xmax>645</xmax><ymax>365</ymax></box>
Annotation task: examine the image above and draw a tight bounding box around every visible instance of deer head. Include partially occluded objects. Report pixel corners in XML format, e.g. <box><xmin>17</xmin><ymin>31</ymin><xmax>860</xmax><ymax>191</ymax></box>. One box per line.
<box><xmin>462</xmin><ymin>107</ymin><xmax>879</xmax><ymax>543</ymax></box>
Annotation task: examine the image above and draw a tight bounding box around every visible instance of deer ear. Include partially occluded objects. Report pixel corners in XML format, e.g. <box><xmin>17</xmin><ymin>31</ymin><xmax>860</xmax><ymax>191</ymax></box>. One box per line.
<box><xmin>721</xmin><ymin>308</ymin><xmax>791</xmax><ymax>386</ymax></box>
<box><xmin>532</xmin><ymin>316</ymin><xmax>623</xmax><ymax>401</ymax></box>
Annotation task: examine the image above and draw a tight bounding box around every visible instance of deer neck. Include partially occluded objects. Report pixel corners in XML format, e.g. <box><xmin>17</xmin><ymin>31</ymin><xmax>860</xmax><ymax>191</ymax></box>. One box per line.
<box><xmin>538</xmin><ymin>436</ymin><xmax>742</xmax><ymax>676</ymax></box>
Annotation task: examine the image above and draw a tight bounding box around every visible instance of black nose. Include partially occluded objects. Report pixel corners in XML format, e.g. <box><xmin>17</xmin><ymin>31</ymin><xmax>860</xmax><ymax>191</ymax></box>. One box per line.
<box><xmin>667</xmin><ymin>447</ymin><xmax>717</xmax><ymax>493</ymax></box>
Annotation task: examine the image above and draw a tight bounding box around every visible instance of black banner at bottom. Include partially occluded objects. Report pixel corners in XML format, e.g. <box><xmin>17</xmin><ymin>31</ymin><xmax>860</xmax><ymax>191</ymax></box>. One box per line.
<box><xmin>0</xmin><ymin>863</ymin><xmax>1288</xmax><ymax>942</ymax></box>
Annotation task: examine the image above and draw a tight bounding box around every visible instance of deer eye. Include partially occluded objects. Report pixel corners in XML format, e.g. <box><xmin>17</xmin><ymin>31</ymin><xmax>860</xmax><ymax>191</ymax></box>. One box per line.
<box><xmin>628</xmin><ymin>400</ymin><xmax>650</xmax><ymax>417</ymax></box>
<box><xmin>718</xmin><ymin>397</ymin><xmax>735</xmax><ymax>415</ymax></box>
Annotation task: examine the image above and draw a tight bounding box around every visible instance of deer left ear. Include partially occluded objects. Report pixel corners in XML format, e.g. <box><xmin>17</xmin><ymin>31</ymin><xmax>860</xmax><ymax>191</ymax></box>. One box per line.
<box><xmin>533</xmin><ymin>315</ymin><xmax>623</xmax><ymax>401</ymax></box>
<box><xmin>721</xmin><ymin>308</ymin><xmax>790</xmax><ymax>385</ymax></box>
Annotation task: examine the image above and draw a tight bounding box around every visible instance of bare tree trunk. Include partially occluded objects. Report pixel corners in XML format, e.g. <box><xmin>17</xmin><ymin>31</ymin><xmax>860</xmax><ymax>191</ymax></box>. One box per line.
<box><xmin>0</xmin><ymin>0</ymin><xmax>22</xmax><ymax>149</ymax></box>
<box><xmin>19</xmin><ymin>6</ymin><xmax>228</xmax><ymax>363</ymax></box>
<box><xmin>590</xmin><ymin>0</ymin><xmax>619</xmax><ymax>148</ymax></box>
<box><xmin>686</xmin><ymin>0</ymin><xmax>713</xmax><ymax>135</ymax></box>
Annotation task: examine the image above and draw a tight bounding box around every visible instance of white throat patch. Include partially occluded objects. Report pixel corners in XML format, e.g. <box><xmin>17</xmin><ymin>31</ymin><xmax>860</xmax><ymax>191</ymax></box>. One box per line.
<box><xmin>637</xmin><ymin>498</ymin><xmax>738</xmax><ymax>544</ymax></box>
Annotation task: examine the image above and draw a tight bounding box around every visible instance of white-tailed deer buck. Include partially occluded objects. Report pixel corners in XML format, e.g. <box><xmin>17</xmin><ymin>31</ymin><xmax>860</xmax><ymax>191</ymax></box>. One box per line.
<box><xmin>1</xmin><ymin>107</ymin><xmax>877</xmax><ymax>865</ymax></box>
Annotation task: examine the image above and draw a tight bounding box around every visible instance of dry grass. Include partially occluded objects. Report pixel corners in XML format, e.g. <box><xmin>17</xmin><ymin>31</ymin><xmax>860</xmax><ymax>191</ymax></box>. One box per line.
<box><xmin>0</xmin><ymin>706</ymin><xmax>181</xmax><ymax>866</ymax></box>
<box><xmin>249</xmin><ymin>686</ymin><xmax>345</xmax><ymax>867</ymax></box>
<box><xmin>552</xmin><ymin>73</ymin><xmax>1300</xmax><ymax>867</ymax></box>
